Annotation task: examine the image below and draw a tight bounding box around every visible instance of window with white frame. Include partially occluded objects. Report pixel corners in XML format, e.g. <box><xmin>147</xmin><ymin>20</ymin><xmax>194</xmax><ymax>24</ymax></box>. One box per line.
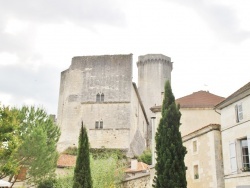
<box><xmin>241</xmin><ymin>138</ymin><xmax>250</xmax><ymax>172</ymax></box>
<box><xmin>229</xmin><ymin>136</ymin><xmax>250</xmax><ymax>173</ymax></box>
<box><xmin>235</xmin><ymin>104</ymin><xmax>243</xmax><ymax>123</ymax></box>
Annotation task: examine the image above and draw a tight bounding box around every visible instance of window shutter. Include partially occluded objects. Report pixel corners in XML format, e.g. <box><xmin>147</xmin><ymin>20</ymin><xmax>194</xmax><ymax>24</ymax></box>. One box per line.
<box><xmin>238</xmin><ymin>104</ymin><xmax>243</xmax><ymax>121</ymax></box>
<box><xmin>235</xmin><ymin>105</ymin><xmax>239</xmax><ymax>123</ymax></box>
<box><xmin>229</xmin><ymin>141</ymin><xmax>237</xmax><ymax>173</ymax></box>
<box><xmin>247</xmin><ymin>135</ymin><xmax>250</xmax><ymax>163</ymax></box>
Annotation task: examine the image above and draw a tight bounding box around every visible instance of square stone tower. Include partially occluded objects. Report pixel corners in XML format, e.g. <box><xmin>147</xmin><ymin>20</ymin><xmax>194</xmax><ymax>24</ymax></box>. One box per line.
<box><xmin>57</xmin><ymin>54</ymin><xmax>148</xmax><ymax>156</ymax></box>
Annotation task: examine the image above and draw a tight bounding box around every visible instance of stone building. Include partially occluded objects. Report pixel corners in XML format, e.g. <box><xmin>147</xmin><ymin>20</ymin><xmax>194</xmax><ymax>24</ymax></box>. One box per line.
<box><xmin>57</xmin><ymin>54</ymin><xmax>173</xmax><ymax>156</ymax></box>
<box><xmin>215</xmin><ymin>82</ymin><xmax>250</xmax><ymax>188</ymax></box>
<box><xmin>150</xmin><ymin>90</ymin><xmax>225</xmax><ymax>188</ymax></box>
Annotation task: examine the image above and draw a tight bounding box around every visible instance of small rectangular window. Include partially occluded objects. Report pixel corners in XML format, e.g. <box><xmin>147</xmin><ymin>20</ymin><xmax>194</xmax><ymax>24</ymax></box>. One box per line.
<box><xmin>194</xmin><ymin>165</ymin><xmax>199</xmax><ymax>179</ymax></box>
<box><xmin>241</xmin><ymin>138</ymin><xmax>250</xmax><ymax>172</ymax></box>
<box><xmin>95</xmin><ymin>121</ymin><xmax>99</xmax><ymax>129</ymax></box>
<box><xmin>96</xmin><ymin>94</ymin><xmax>100</xmax><ymax>102</ymax></box>
<box><xmin>101</xmin><ymin>93</ymin><xmax>104</xmax><ymax>102</ymax></box>
<box><xmin>193</xmin><ymin>140</ymin><xmax>197</xmax><ymax>153</ymax></box>
<box><xmin>100</xmin><ymin>121</ymin><xmax>103</xmax><ymax>129</ymax></box>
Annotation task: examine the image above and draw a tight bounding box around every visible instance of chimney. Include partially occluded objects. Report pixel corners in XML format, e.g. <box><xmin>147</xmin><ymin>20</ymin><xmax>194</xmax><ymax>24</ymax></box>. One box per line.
<box><xmin>131</xmin><ymin>159</ymin><xmax>138</xmax><ymax>170</ymax></box>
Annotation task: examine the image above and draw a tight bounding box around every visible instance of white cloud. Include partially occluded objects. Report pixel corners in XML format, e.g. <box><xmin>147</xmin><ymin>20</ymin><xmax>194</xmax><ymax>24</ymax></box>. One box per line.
<box><xmin>0</xmin><ymin>0</ymin><xmax>250</xmax><ymax>114</ymax></box>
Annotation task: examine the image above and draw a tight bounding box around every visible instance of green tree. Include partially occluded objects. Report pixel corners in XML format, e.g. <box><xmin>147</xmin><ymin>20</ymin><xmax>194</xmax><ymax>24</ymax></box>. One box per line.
<box><xmin>0</xmin><ymin>105</ymin><xmax>60</xmax><ymax>186</ymax></box>
<box><xmin>0</xmin><ymin>105</ymin><xmax>21</xmax><ymax>179</ymax></box>
<box><xmin>73</xmin><ymin>123</ymin><xmax>92</xmax><ymax>188</ymax></box>
<box><xmin>153</xmin><ymin>81</ymin><xmax>187</xmax><ymax>188</ymax></box>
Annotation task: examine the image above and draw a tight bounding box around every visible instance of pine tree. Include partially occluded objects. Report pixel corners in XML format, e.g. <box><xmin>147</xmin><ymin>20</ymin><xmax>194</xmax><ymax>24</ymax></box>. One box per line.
<box><xmin>153</xmin><ymin>81</ymin><xmax>187</xmax><ymax>188</ymax></box>
<box><xmin>73</xmin><ymin>122</ymin><xmax>92</xmax><ymax>188</ymax></box>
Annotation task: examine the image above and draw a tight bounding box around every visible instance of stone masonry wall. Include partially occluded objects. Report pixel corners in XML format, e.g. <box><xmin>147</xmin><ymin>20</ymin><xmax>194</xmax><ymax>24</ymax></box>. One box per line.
<box><xmin>57</xmin><ymin>54</ymin><xmax>134</xmax><ymax>153</ymax></box>
<box><xmin>122</xmin><ymin>173</ymin><xmax>151</xmax><ymax>188</ymax></box>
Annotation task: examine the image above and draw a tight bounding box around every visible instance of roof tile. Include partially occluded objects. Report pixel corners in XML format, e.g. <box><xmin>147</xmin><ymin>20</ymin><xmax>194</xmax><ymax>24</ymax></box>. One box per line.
<box><xmin>57</xmin><ymin>154</ymin><xmax>76</xmax><ymax>168</ymax></box>
<box><xmin>176</xmin><ymin>90</ymin><xmax>225</xmax><ymax>108</ymax></box>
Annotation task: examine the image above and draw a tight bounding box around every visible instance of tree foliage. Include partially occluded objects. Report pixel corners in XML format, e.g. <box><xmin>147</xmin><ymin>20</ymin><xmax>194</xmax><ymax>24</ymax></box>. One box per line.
<box><xmin>91</xmin><ymin>153</ymin><xmax>124</xmax><ymax>188</ymax></box>
<box><xmin>0</xmin><ymin>105</ymin><xmax>60</xmax><ymax>186</ymax></box>
<box><xmin>153</xmin><ymin>81</ymin><xmax>187</xmax><ymax>188</ymax></box>
<box><xmin>50</xmin><ymin>152</ymin><xmax>124</xmax><ymax>188</ymax></box>
<box><xmin>0</xmin><ymin>105</ymin><xmax>21</xmax><ymax>179</ymax></box>
<box><xmin>138</xmin><ymin>149</ymin><xmax>152</xmax><ymax>165</ymax></box>
<box><xmin>73</xmin><ymin>123</ymin><xmax>92</xmax><ymax>188</ymax></box>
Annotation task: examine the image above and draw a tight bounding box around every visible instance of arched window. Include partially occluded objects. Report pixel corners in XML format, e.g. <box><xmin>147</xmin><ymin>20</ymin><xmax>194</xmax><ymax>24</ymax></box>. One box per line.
<box><xmin>96</xmin><ymin>93</ymin><xmax>100</xmax><ymax>102</ymax></box>
<box><xmin>95</xmin><ymin>121</ymin><xmax>103</xmax><ymax>129</ymax></box>
<box><xmin>101</xmin><ymin>93</ymin><xmax>104</xmax><ymax>102</ymax></box>
<box><xmin>100</xmin><ymin>121</ymin><xmax>103</xmax><ymax>129</ymax></box>
<box><xmin>95</xmin><ymin>121</ymin><xmax>99</xmax><ymax>129</ymax></box>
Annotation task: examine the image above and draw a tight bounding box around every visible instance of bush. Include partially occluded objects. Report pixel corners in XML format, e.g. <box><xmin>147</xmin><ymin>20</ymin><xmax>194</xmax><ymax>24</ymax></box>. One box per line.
<box><xmin>55</xmin><ymin>169</ymin><xmax>74</xmax><ymax>188</ymax></box>
<box><xmin>62</xmin><ymin>146</ymin><xmax>78</xmax><ymax>155</ymax></box>
<box><xmin>54</xmin><ymin>152</ymin><xmax>125</xmax><ymax>188</ymax></box>
<box><xmin>91</xmin><ymin>153</ymin><xmax>124</xmax><ymax>188</ymax></box>
<box><xmin>37</xmin><ymin>179</ymin><xmax>56</xmax><ymax>188</ymax></box>
<box><xmin>138</xmin><ymin>149</ymin><xmax>152</xmax><ymax>165</ymax></box>
<box><xmin>90</xmin><ymin>148</ymin><xmax>126</xmax><ymax>160</ymax></box>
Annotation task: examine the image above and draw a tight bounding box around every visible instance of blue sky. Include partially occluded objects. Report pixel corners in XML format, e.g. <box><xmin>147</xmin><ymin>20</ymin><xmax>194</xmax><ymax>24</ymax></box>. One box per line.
<box><xmin>0</xmin><ymin>0</ymin><xmax>250</xmax><ymax>114</ymax></box>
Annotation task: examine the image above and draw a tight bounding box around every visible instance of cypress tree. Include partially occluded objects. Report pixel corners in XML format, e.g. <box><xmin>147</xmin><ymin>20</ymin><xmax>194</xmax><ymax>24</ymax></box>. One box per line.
<box><xmin>73</xmin><ymin>122</ymin><xmax>92</xmax><ymax>188</ymax></box>
<box><xmin>153</xmin><ymin>81</ymin><xmax>187</xmax><ymax>188</ymax></box>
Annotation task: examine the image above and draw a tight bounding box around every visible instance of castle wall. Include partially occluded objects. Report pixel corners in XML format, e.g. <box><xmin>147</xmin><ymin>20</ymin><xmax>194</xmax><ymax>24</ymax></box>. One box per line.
<box><xmin>57</xmin><ymin>54</ymin><xmax>133</xmax><ymax>152</ymax></box>
<box><xmin>129</xmin><ymin>83</ymin><xmax>148</xmax><ymax>156</ymax></box>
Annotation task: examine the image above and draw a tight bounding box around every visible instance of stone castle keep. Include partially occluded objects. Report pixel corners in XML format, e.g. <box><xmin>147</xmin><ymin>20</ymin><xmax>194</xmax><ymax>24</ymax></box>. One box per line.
<box><xmin>57</xmin><ymin>54</ymin><xmax>173</xmax><ymax>156</ymax></box>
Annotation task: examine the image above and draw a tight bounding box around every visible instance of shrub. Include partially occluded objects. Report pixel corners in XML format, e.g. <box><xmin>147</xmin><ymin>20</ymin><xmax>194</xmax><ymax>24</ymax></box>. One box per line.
<box><xmin>62</xmin><ymin>146</ymin><xmax>78</xmax><ymax>156</ymax></box>
<box><xmin>91</xmin><ymin>153</ymin><xmax>124</xmax><ymax>188</ymax></box>
<box><xmin>54</xmin><ymin>152</ymin><xmax>125</xmax><ymax>188</ymax></box>
<box><xmin>138</xmin><ymin>149</ymin><xmax>152</xmax><ymax>165</ymax></box>
<box><xmin>37</xmin><ymin>178</ymin><xmax>56</xmax><ymax>188</ymax></box>
<box><xmin>55</xmin><ymin>169</ymin><xmax>74</xmax><ymax>188</ymax></box>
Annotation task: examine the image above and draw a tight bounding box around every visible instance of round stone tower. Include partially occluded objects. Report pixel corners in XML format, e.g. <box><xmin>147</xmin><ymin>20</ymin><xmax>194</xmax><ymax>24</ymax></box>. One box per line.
<box><xmin>137</xmin><ymin>54</ymin><xmax>173</xmax><ymax>118</ymax></box>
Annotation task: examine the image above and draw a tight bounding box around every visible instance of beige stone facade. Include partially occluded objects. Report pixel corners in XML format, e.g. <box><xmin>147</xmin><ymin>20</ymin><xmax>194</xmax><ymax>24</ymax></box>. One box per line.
<box><xmin>216</xmin><ymin>82</ymin><xmax>250</xmax><ymax>188</ymax></box>
<box><xmin>183</xmin><ymin>124</ymin><xmax>224</xmax><ymax>188</ymax></box>
<box><xmin>57</xmin><ymin>54</ymin><xmax>172</xmax><ymax>156</ymax></box>
<box><xmin>151</xmin><ymin>90</ymin><xmax>225</xmax><ymax>188</ymax></box>
<box><xmin>122</xmin><ymin>173</ymin><xmax>150</xmax><ymax>188</ymax></box>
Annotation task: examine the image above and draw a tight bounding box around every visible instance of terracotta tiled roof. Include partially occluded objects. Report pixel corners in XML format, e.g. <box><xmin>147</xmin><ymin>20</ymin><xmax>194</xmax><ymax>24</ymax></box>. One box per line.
<box><xmin>215</xmin><ymin>82</ymin><xmax>250</xmax><ymax>109</ymax></box>
<box><xmin>175</xmin><ymin>91</ymin><xmax>225</xmax><ymax>108</ymax></box>
<box><xmin>57</xmin><ymin>154</ymin><xmax>76</xmax><ymax>168</ymax></box>
<box><xmin>125</xmin><ymin>162</ymin><xmax>149</xmax><ymax>173</ymax></box>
